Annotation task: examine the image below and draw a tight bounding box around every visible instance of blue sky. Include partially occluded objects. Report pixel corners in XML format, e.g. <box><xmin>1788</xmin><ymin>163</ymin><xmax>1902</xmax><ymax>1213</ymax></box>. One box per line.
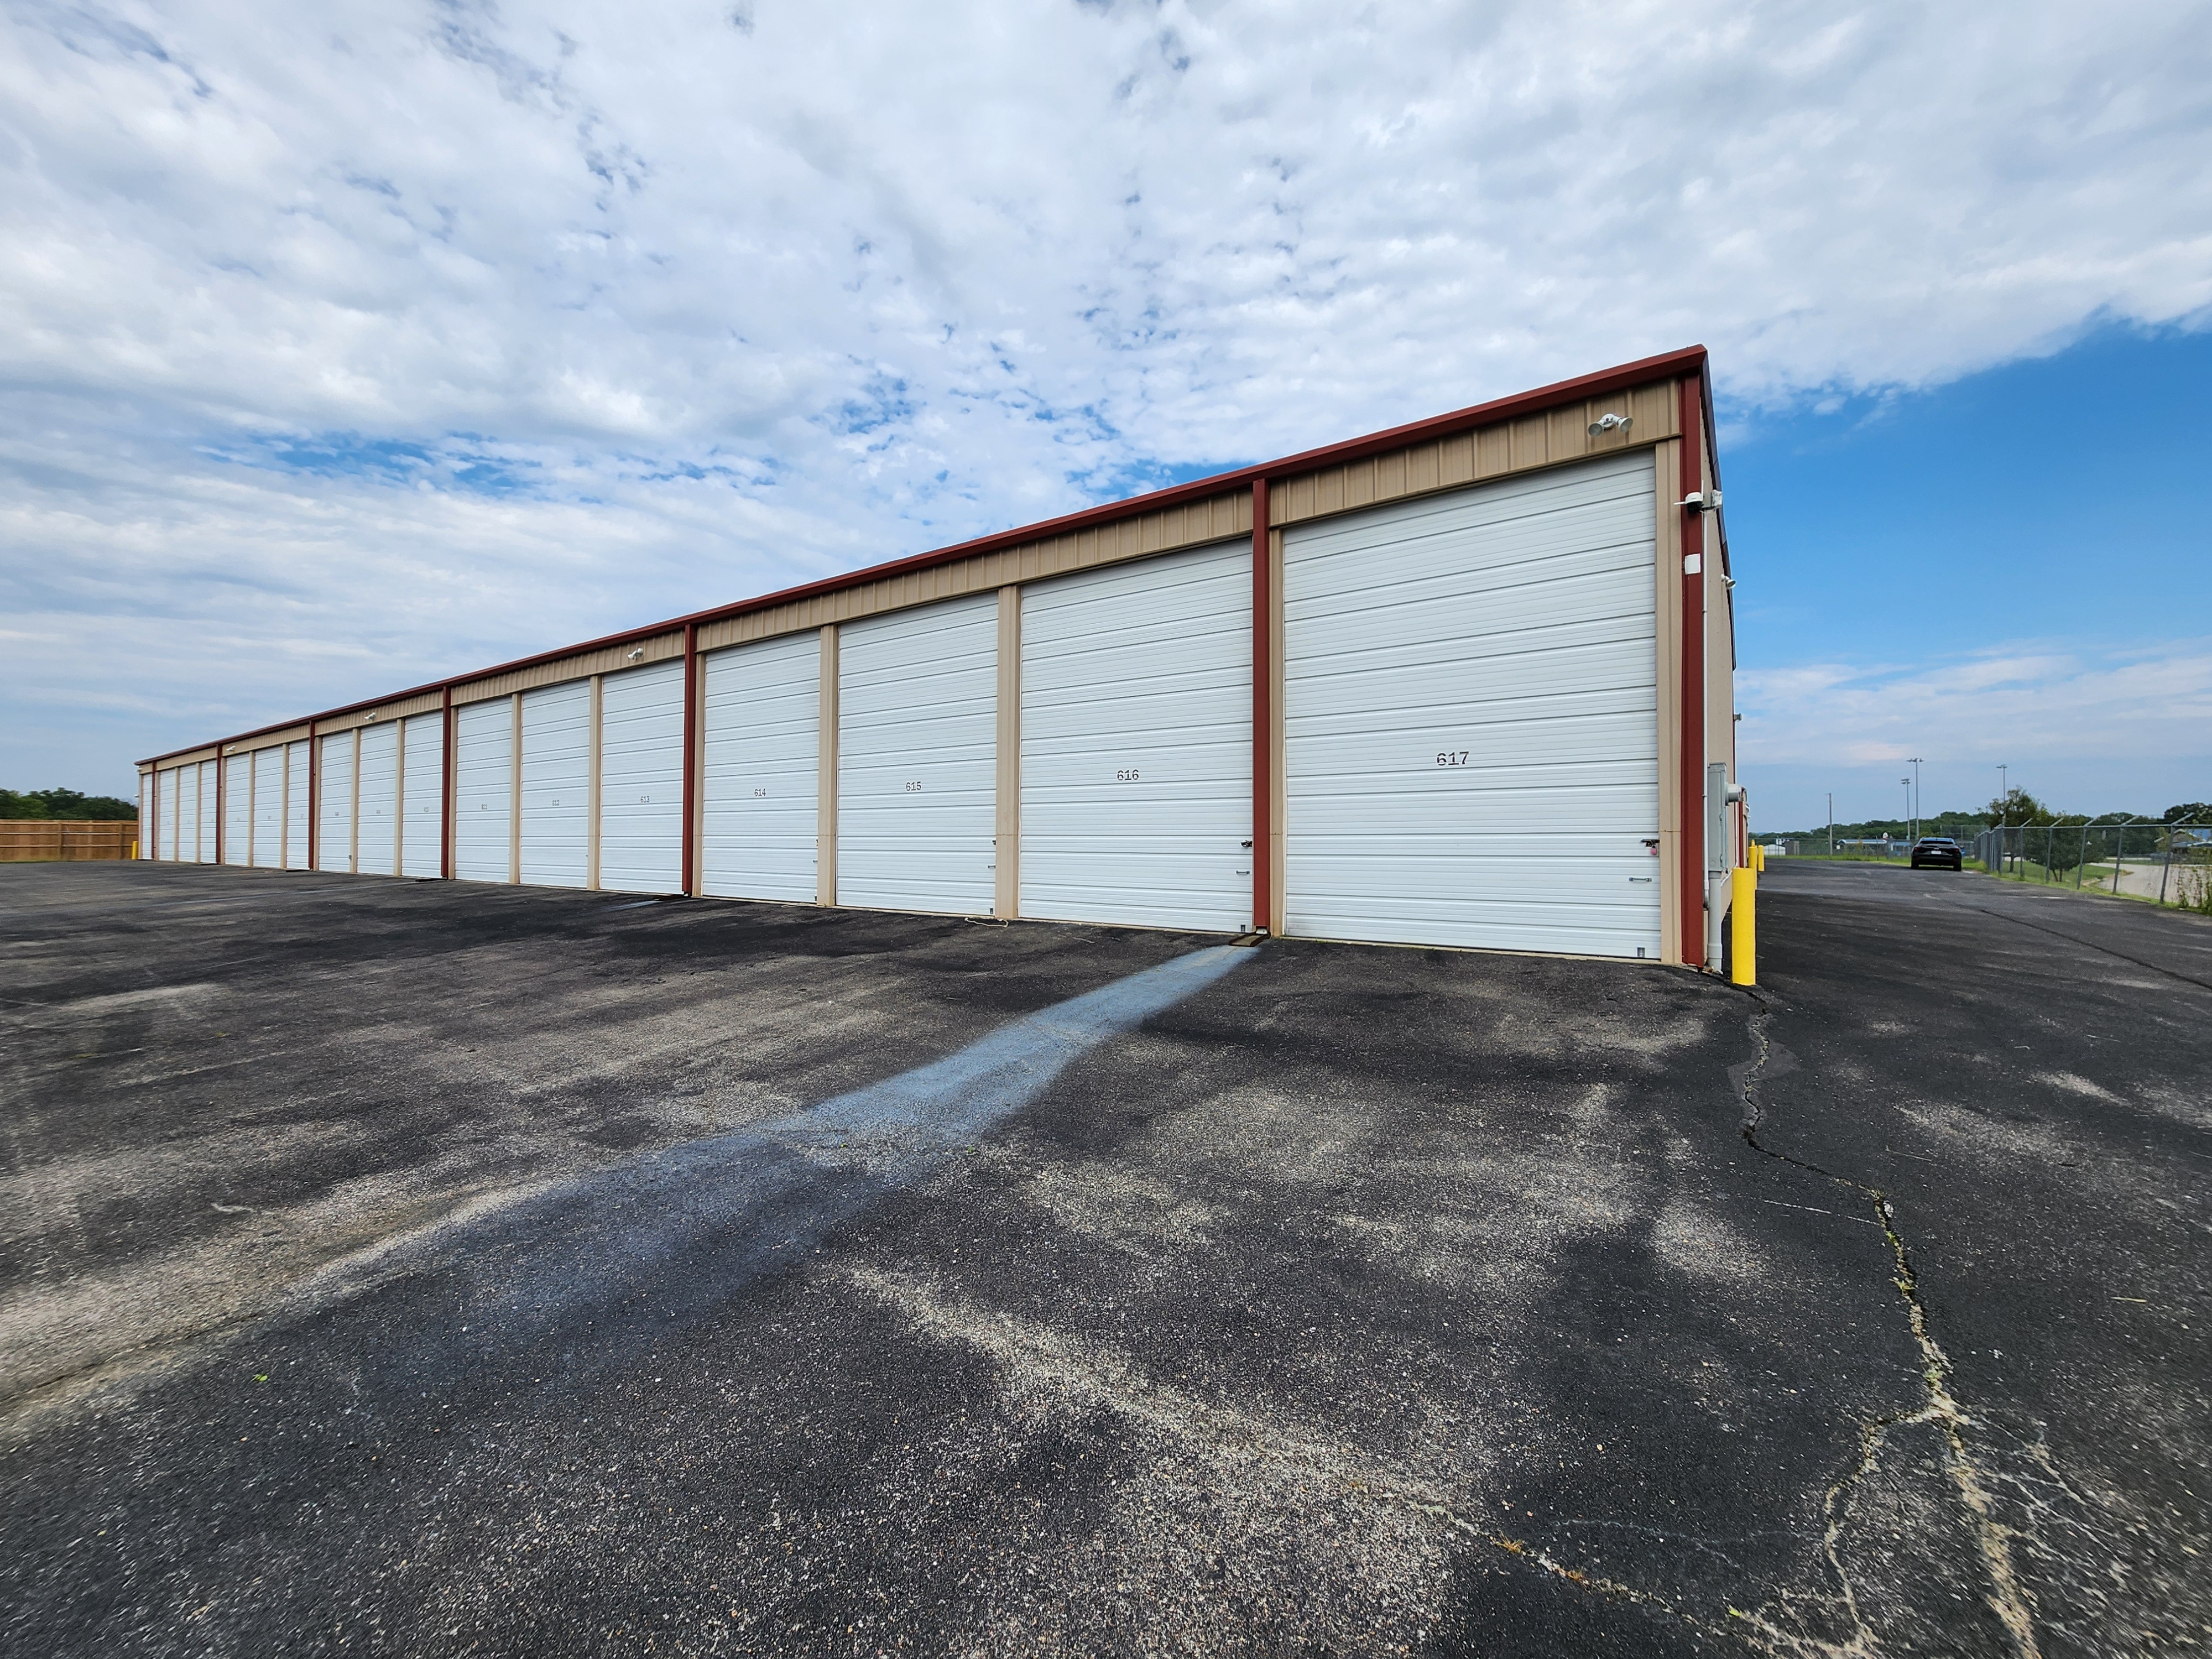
<box><xmin>2</xmin><ymin>1</ymin><xmax>2208</xmax><ymax>822</ymax></box>
<box><xmin>1726</xmin><ymin>326</ymin><xmax>2211</xmax><ymax>828</ymax></box>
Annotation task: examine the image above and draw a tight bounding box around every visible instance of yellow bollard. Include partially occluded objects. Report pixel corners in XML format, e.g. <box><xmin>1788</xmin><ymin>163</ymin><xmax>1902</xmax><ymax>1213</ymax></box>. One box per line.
<box><xmin>1751</xmin><ymin>842</ymin><xmax>1766</xmax><ymax>873</ymax></box>
<box><xmin>1730</xmin><ymin>864</ymin><xmax>1757</xmax><ymax>985</ymax></box>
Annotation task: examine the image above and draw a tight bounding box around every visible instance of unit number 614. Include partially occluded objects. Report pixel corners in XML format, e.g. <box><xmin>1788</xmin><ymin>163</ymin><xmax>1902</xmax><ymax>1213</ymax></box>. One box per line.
<box><xmin>1436</xmin><ymin>750</ymin><xmax>1470</xmax><ymax>767</ymax></box>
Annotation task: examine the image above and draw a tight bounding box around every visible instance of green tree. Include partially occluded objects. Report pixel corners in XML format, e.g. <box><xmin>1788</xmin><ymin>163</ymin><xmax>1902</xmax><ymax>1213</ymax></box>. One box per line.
<box><xmin>1985</xmin><ymin>786</ymin><xmax>2052</xmax><ymax>827</ymax></box>
<box><xmin>1</xmin><ymin>787</ymin><xmax>138</xmax><ymax>821</ymax></box>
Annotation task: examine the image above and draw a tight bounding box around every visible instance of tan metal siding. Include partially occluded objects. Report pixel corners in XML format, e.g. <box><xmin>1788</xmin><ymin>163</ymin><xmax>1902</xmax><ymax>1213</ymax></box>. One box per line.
<box><xmin>1272</xmin><ymin>380</ymin><xmax>1678</xmax><ymax>531</ymax></box>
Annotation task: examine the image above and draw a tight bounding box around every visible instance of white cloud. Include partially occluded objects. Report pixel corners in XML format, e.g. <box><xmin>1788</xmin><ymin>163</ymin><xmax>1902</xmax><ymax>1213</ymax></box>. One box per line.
<box><xmin>1738</xmin><ymin>641</ymin><xmax>2212</xmax><ymax>822</ymax></box>
<box><xmin>3</xmin><ymin>0</ymin><xmax>2210</xmax><ymax>788</ymax></box>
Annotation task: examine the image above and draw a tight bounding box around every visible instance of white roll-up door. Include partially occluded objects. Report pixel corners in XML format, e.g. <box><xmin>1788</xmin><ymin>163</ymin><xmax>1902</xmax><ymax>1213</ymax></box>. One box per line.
<box><xmin>1282</xmin><ymin>448</ymin><xmax>1661</xmax><ymax>959</ymax></box>
<box><xmin>453</xmin><ymin>700</ymin><xmax>513</xmax><ymax>883</ymax></box>
<box><xmin>154</xmin><ymin>769</ymin><xmax>175</xmax><ymax>861</ymax></box>
<box><xmin>1020</xmin><ymin>542</ymin><xmax>1254</xmax><ymax>931</ymax></box>
<box><xmin>357</xmin><ymin>724</ymin><xmax>399</xmax><ymax>877</ymax></box>
<box><xmin>520</xmin><ymin>681</ymin><xmax>590</xmax><ymax>888</ymax></box>
<box><xmin>249</xmin><ymin>748</ymin><xmax>283</xmax><ymax>867</ymax></box>
<box><xmin>197</xmin><ymin>761</ymin><xmax>217</xmax><ymax>862</ymax></box>
<box><xmin>178</xmin><ymin>765</ymin><xmax>200</xmax><ymax>864</ymax></box>
<box><xmin>400</xmin><ymin>714</ymin><xmax>445</xmax><ymax>878</ymax></box>
<box><xmin>316</xmin><ymin>735</ymin><xmax>354</xmax><ymax>872</ymax></box>
<box><xmin>837</xmin><ymin>594</ymin><xmax>998</xmax><ymax>916</ymax></box>
<box><xmin>222</xmin><ymin>755</ymin><xmax>250</xmax><ymax>865</ymax></box>
<box><xmin>598</xmin><ymin>660</ymin><xmax>685</xmax><ymax>894</ymax></box>
<box><xmin>163</xmin><ymin>767</ymin><xmax>182</xmax><ymax>862</ymax></box>
<box><xmin>701</xmin><ymin>633</ymin><xmax>819</xmax><ymax>903</ymax></box>
<box><xmin>283</xmin><ymin>741</ymin><xmax>311</xmax><ymax>869</ymax></box>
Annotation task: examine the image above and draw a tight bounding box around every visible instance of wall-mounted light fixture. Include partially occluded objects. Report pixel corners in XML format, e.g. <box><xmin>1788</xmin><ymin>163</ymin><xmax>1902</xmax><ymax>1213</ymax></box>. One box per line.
<box><xmin>626</xmin><ymin>647</ymin><xmax>645</xmax><ymax>663</ymax></box>
<box><xmin>1679</xmin><ymin>489</ymin><xmax>1722</xmax><ymax>512</ymax></box>
<box><xmin>1588</xmin><ymin>413</ymin><xmax>1632</xmax><ymax>436</ymax></box>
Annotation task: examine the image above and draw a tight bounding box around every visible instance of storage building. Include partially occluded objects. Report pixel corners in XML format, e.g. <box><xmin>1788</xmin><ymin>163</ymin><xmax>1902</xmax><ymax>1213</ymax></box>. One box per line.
<box><xmin>136</xmin><ymin>346</ymin><xmax>1744</xmax><ymax>967</ymax></box>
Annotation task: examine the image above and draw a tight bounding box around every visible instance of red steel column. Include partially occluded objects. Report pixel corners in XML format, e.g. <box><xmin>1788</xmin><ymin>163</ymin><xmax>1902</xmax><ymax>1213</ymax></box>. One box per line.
<box><xmin>440</xmin><ymin>686</ymin><xmax>455</xmax><ymax>879</ymax></box>
<box><xmin>1678</xmin><ymin>373</ymin><xmax>1707</xmax><ymax>968</ymax></box>
<box><xmin>1251</xmin><ymin>477</ymin><xmax>1272</xmax><ymax>933</ymax></box>
<box><xmin>681</xmin><ymin>623</ymin><xmax>700</xmax><ymax>896</ymax></box>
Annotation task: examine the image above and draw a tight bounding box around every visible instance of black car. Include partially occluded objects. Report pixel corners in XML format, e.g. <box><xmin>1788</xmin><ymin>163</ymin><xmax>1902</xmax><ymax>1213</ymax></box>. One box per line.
<box><xmin>1910</xmin><ymin>836</ymin><xmax>1964</xmax><ymax>870</ymax></box>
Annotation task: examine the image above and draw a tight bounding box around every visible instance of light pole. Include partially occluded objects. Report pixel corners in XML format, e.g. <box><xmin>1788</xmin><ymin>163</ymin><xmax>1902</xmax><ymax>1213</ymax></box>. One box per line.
<box><xmin>1827</xmin><ymin>792</ymin><xmax>1834</xmax><ymax>856</ymax></box>
<box><xmin>1902</xmin><ymin>778</ymin><xmax>1912</xmax><ymax>849</ymax></box>
<box><xmin>1908</xmin><ymin>757</ymin><xmax>1923</xmax><ymax>842</ymax></box>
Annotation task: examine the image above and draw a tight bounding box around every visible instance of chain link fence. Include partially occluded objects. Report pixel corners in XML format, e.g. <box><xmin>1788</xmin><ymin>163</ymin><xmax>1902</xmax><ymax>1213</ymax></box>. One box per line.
<box><xmin>1968</xmin><ymin>820</ymin><xmax>2212</xmax><ymax>911</ymax></box>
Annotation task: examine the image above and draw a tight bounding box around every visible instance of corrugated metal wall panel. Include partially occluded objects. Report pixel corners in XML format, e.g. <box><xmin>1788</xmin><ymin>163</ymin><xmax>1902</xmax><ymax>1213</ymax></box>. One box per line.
<box><xmin>597</xmin><ymin>660</ymin><xmax>685</xmax><ymax>895</ymax></box>
<box><xmin>222</xmin><ymin>755</ymin><xmax>250</xmax><ymax>865</ymax></box>
<box><xmin>837</xmin><ymin>594</ymin><xmax>998</xmax><ymax>916</ymax></box>
<box><xmin>399</xmin><ymin>714</ymin><xmax>445</xmax><ymax>879</ymax></box>
<box><xmin>700</xmin><ymin>633</ymin><xmax>820</xmax><ymax>903</ymax></box>
<box><xmin>316</xmin><ymin>735</ymin><xmax>354</xmax><ymax>872</ymax></box>
<box><xmin>1019</xmin><ymin>542</ymin><xmax>1253</xmax><ymax>932</ymax></box>
<box><xmin>356</xmin><ymin>724</ymin><xmax>399</xmax><ymax>877</ymax></box>
<box><xmin>453</xmin><ymin>699</ymin><xmax>513</xmax><ymax>883</ymax></box>
<box><xmin>283</xmin><ymin>742</ymin><xmax>310</xmax><ymax>869</ymax></box>
<box><xmin>249</xmin><ymin>747</ymin><xmax>283</xmax><ymax>867</ymax></box>
<box><xmin>1282</xmin><ymin>448</ymin><xmax>1661</xmax><ymax>959</ymax></box>
<box><xmin>519</xmin><ymin>681</ymin><xmax>590</xmax><ymax>888</ymax></box>
<box><xmin>138</xmin><ymin>773</ymin><xmax>151</xmax><ymax>857</ymax></box>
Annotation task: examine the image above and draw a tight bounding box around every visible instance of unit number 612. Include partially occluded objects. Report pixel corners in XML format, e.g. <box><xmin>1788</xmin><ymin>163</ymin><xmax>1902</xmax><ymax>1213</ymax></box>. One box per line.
<box><xmin>1436</xmin><ymin>750</ymin><xmax>1469</xmax><ymax>767</ymax></box>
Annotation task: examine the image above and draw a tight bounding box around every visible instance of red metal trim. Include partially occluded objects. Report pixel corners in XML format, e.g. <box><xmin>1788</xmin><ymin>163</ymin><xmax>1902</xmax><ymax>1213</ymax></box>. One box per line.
<box><xmin>306</xmin><ymin>720</ymin><xmax>318</xmax><ymax>872</ymax></box>
<box><xmin>1250</xmin><ymin>478</ymin><xmax>1272</xmax><ymax>932</ymax></box>
<box><xmin>1678</xmin><ymin>373</ymin><xmax>1707</xmax><ymax>969</ymax></box>
<box><xmin>136</xmin><ymin>347</ymin><xmax>1710</xmax><ymax>769</ymax></box>
<box><xmin>439</xmin><ymin>686</ymin><xmax>455</xmax><ymax>879</ymax></box>
<box><xmin>680</xmin><ymin>623</ymin><xmax>700</xmax><ymax>896</ymax></box>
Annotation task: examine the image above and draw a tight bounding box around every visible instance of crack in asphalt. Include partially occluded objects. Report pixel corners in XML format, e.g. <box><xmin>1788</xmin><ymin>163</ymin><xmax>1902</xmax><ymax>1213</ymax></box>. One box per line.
<box><xmin>1735</xmin><ymin>994</ymin><xmax>2045</xmax><ymax>1659</ymax></box>
<box><xmin>850</xmin><ymin>1261</ymin><xmax>1741</xmax><ymax>1644</ymax></box>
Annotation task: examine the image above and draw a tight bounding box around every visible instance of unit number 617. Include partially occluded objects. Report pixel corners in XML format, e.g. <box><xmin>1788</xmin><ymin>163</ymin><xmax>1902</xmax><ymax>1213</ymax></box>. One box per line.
<box><xmin>1436</xmin><ymin>750</ymin><xmax>1469</xmax><ymax>767</ymax></box>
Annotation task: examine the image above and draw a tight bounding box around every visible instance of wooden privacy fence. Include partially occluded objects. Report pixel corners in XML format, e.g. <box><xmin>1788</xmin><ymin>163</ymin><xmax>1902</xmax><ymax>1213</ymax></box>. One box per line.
<box><xmin>0</xmin><ymin>820</ymin><xmax>139</xmax><ymax>862</ymax></box>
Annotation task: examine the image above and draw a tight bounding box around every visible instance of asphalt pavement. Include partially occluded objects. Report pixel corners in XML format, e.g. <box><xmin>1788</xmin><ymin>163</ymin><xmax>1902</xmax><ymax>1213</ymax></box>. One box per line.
<box><xmin>1</xmin><ymin>859</ymin><xmax>2205</xmax><ymax>1656</ymax></box>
